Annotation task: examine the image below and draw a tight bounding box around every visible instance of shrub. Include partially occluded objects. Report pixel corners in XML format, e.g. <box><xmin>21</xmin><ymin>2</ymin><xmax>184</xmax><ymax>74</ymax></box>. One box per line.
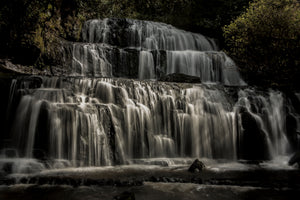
<box><xmin>223</xmin><ymin>0</ymin><xmax>300</xmax><ymax>88</ymax></box>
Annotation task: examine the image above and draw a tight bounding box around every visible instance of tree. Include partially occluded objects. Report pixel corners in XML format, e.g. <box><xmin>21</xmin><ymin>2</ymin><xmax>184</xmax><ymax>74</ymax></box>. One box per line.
<box><xmin>223</xmin><ymin>0</ymin><xmax>300</xmax><ymax>88</ymax></box>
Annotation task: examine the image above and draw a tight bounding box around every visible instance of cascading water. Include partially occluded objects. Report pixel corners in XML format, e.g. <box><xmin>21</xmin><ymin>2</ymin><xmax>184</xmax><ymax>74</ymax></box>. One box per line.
<box><xmin>138</xmin><ymin>51</ymin><xmax>155</xmax><ymax>79</ymax></box>
<box><xmin>82</xmin><ymin>18</ymin><xmax>217</xmax><ymax>50</ymax></box>
<box><xmin>2</xmin><ymin>76</ymin><xmax>292</xmax><ymax>168</ymax></box>
<box><xmin>0</xmin><ymin>18</ymin><xmax>297</xmax><ymax>172</ymax></box>
<box><xmin>70</xmin><ymin>43</ymin><xmax>113</xmax><ymax>77</ymax></box>
<box><xmin>64</xmin><ymin>18</ymin><xmax>246</xmax><ymax>86</ymax></box>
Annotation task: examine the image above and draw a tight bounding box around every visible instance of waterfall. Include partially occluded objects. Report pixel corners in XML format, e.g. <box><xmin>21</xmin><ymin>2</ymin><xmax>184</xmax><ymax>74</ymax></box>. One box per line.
<box><xmin>10</xmin><ymin>78</ymin><xmax>237</xmax><ymax>163</ymax></box>
<box><xmin>165</xmin><ymin>51</ymin><xmax>245</xmax><ymax>85</ymax></box>
<box><xmin>71</xmin><ymin>43</ymin><xmax>112</xmax><ymax>77</ymax></box>
<box><xmin>82</xmin><ymin>18</ymin><xmax>217</xmax><ymax>51</ymax></box>
<box><xmin>0</xmin><ymin>18</ymin><xmax>296</xmax><ymax>170</ymax></box>
<box><xmin>138</xmin><ymin>51</ymin><xmax>155</xmax><ymax>79</ymax></box>
<box><xmin>236</xmin><ymin>89</ymin><xmax>290</xmax><ymax>159</ymax></box>
<box><xmin>63</xmin><ymin>18</ymin><xmax>245</xmax><ymax>86</ymax></box>
<box><xmin>2</xmin><ymin>76</ymin><xmax>292</xmax><ymax>167</ymax></box>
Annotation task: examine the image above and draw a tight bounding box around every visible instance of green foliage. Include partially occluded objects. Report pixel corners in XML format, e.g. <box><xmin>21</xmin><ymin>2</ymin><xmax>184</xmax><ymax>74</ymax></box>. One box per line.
<box><xmin>0</xmin><ymin>0</ymin><xmax>79</xmax><ymax>67</ymax></box>
<box><xmin>0</xmin><ymin>0</ymin><xmax>251</xmax><ymax>68</ymax></box>
<box><xmin>0</xmin><ymin>0</ymin><xmax>61</xmax><ymax>65</ymax></box>
<box><xmin>189</xmin><ymin>0</ymin><xmax>250</xmax><ymax>44</ymax></box>
<box><xmin>224</xmin><ymin>0</ymin><xmax>300</xmax><ymax>88</ymax></box>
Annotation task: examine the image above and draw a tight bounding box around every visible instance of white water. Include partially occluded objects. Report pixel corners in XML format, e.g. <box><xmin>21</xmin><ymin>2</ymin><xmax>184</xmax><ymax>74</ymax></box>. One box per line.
<box><xmin>166</xmin><ymin>51</ymin><xmax>246</xmax><ymax>85</ymax></box>
<box><xmin>71</xmin><ymin>43</ymin><xmax>112</xmax><ymax>77</ymax></box>
<box><xmin>82</xmin><ymin>18</ymin><xmax>217</xmax><ymax>51</ymax></box>
<box><xmin>3</xmin><ymin>77</ymin><xmax>290</xmax><ymax>168</ymax></box>
<box><xmin>138</xmin><ymin>51</ymin><xmax>155</xmax><ymax>79</ymax></box>
<box><xmin>236</xmin><ymin>89</ymin><xmax>290</xmax><ymax>158</ymax></box>
<box><xmin>65</xmin><ymin>18</ymin><xmax>246</xmax><ymax>86</ymax></box>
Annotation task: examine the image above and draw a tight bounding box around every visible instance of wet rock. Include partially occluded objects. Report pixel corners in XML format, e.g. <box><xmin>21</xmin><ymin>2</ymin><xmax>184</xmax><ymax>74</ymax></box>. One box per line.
<box><xmin>19</xmin><ymin>76</ymin><xmax>43</xmax><ymax>88</ymax></box>
<box><xmin>286</xmin><ymin>113</ymin><xmax>299</xmax><ymax>152</ymax></box>
<box><xmin>188</xmin><ymin>159</ymin><xmax>205</xmax><ymax>172</ymax></box>
<box><xmin>239</xmin><ymin>109</ymin><xmax>270</xmax><ymax>160</ymax></box>
<box><xmin>159</xmin><ymin>73</ymin><xmax>201</xmax><ymax>83</ymax></box>
<box><xmin>33</xmin><ymin>149</ymin><xmax>47</xmax><ymax>160</ymax></box>
<box><xmin>28</xmin><ymin>177</ymin><xmax>38</xmax><ymax>184</ymax></box>
<box><xmin>0</xmin><ymin>148</ymin><xmax>18</xmax><ymax>158</ymax></box>
<box><xmin>149</xmin><ymin>176</ymin><xmax>159</xmax><ymax>182</ymax></box>
<box><xmin>1</xmin><ymin>162</ymin><xmax>13</xmax><ymax>174</ymax></box>
<box><xmin>288</xmin><ymin>151</ymin><xmax>300</xmax><ymax>168</ymax></box>
<box><xmin>0</xmin><ymin>177</ymin><xmax>15</xmax><ymax>185</ymax></box>
<box><xmin>191</xmin><ymin>177</ymin><xmax>203</xmax><ymax>184</ymax></box>
<box><xmin>114</xmin><ymin>191</ymin><xmax>135</xmax><ymax>200</ymax></box>
<box><xmin>0</xmin><ymin>59</ymin><xmax>50</xmax><ymax>75</ymax></box>
<box><xmin>19</xmin><ymin>177</ymin><xmax>28</xmax><ymax>184</ymax></box>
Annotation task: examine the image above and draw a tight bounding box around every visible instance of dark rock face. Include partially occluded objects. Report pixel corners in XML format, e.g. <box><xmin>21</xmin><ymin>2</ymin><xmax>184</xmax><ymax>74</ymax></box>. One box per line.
<box><xmin>238</xmin><ymin>108</ymin><xmax>270</xmax><ymax>160</ymax></box>
<box><xmin>0</xmin><ymin>78</ymin><xmax>12</xmax><ymax>149</ymax></box>
<box><xmin>286</xmin><ymin>113</ymin><xmax>299</xmax><ymax>152</ymax></box>
<box><xmin>1</xmin><ymin>162</ymin><xmax>13</xmax><ymax>174</ymax></box>
<box><xmin>285</xmin><ymin>92</ymin><xmax>300</xmax><ymax>153</ymax></box>
<box><xmin>33</xmin><ymin>149</ymin><xmax>47</xmax><ymax>160</ymax></box>
<box><xmin>12</xmin><ymin>45</ymin><xmax>41</xmax><ymax>66</ymax></box>
<box><xmin>16</xmin><ymin>76</ymin><xmax>43</xmax><ymax>89</ymax></box>
<box><xmin>0</xmin><ymin>149</ymin><xmax>18</xmax><ymax>158</ymax></box>
<box><xmin>159</xmin><ymin>73</ymin><xmax>201</xmax><ymax>83</ymax></box>
<box><xmin>110</xmin><ymin>48</ymin><xmax>140</xmax><ymax>78</ymax></box>
<box><xmin>288</xmin><ymin>151</ymin><xmax>300</xmax><ymax>168</ymax></box>
<box><xmin>188</xmin><ymin>159</ymin><xmax>205</xmax><ymax>172</ymax></box>
<box><xmin>62</xmin><ymin>43</ymin><xmax>142</xmax><ymax>78</ymax></box>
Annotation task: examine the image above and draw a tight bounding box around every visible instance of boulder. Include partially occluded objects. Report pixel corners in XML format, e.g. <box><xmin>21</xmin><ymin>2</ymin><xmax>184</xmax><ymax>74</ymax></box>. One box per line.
<box><xmin>188</xmin><ymin>159</ymin><xmax>205</xmax><ymax>172</ymax></box>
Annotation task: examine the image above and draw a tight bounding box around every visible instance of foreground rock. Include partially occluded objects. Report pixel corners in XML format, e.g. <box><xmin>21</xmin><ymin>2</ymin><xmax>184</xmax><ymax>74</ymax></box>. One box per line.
<box><xmin>0</xmin><ymin>182</ymin><xmax>299</xmax><ymax>200</ymax></box>
<box><xmin>188</xmin><ymin>159</ymin><xmax>205</xmax><ymax>172</ymax></box>
<box><xmin>0</xmin><ymin>164</ymin><xmax>299</xmax><ymax>188</ymax></box>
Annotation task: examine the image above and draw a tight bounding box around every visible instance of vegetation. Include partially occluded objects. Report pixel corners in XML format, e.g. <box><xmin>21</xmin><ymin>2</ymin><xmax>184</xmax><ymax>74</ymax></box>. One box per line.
<box><xmin>0</xmin><ymin>0</ymin><xmax>67</xmax><ymax>67</ymax></box>
<box><xmin>0</xmin><ymin>0</ymin><xmax>249</xmax><ymax>67</ymax></box>
<box><xmin>223</xmin><ymin>0</ymin><xmax>300</xmax><ymax>88</ymax></box>
<box><xmin>1</xmin><ymin>0</ymin><xmax>299</xmax><ymax>88</ymax></box>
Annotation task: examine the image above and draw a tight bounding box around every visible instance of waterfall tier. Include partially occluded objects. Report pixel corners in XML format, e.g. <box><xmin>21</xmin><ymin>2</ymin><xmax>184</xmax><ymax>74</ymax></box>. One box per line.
<box><xmin>61</xmin><ymin>18</ymin><xmax>246</xmax><ymax>86</ymax></box>
<box><xmin>82</xmin><ymin>18</ymin><xmax>217</xmax><ymax>51</ymax></box>
<box><xmin>63</xmin><ymin>43</ymin><xmax>246</xmax><ymax>86</ymax></box>
<box><xmin>1</xmin><ymin>76</ymin><xmax>293</xmax><ymax>167</ymax></box>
